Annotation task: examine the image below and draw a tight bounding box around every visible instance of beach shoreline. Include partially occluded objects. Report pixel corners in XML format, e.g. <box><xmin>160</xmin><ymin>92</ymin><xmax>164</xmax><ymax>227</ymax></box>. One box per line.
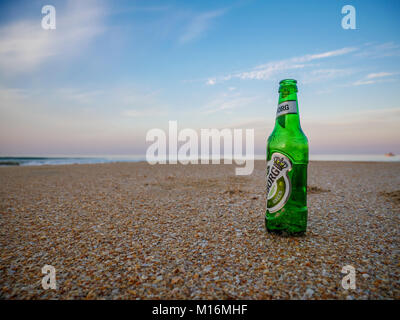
<box><xmin>1</xmin><ymin>154</ymin><xmax>400</xmax><ymax>167</ymax></box>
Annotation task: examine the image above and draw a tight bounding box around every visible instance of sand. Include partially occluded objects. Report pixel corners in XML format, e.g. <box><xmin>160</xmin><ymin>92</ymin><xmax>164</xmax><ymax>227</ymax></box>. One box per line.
<box><xmin>0</xmin><ymin>161</ymin><xmax>399</xmax><ymax>299</ymax></box>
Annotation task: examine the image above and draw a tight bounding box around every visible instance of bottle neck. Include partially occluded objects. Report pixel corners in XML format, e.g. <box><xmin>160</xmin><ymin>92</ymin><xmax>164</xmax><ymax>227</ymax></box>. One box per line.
<box><xmin>275</xmin><ymin>91</ymin><xmax>300</xmax><ymax>130</ymax></box>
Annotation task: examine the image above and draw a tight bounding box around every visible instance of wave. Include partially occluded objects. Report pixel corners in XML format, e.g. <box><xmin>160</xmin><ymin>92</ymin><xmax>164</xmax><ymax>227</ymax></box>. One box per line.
<box><xmin>0</xmin><ymin>157</ymin><xmax>145</xmax><ymax>166</ymax></box>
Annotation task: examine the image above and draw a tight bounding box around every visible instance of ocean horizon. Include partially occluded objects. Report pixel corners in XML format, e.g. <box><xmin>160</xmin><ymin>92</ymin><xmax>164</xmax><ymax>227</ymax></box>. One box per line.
<box><xmin>0</xmin><ymin>154</ymin><xmax>399</xmax><ymax>166</ymax></box>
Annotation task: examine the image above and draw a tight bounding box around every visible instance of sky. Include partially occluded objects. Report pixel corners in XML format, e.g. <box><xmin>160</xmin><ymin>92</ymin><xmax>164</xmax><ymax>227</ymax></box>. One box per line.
<box><xmin>0</xmin><ymin>0</ymin><xmax>399</xmax><ymax>156</ymax></box>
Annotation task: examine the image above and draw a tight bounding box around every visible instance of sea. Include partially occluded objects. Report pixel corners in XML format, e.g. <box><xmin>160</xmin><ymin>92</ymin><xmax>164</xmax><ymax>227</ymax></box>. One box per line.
<box><xmin>0</xmin><ymin>154</ymin><xmax>399</xmax><ymax>166</ymax></box>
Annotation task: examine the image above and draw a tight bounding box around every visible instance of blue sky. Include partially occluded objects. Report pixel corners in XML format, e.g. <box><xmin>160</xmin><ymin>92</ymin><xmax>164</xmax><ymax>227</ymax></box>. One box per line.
<box><xmin>0</xmin><ymin>0</ymin><xmax>399</xmax><ymax>156</ymax></box>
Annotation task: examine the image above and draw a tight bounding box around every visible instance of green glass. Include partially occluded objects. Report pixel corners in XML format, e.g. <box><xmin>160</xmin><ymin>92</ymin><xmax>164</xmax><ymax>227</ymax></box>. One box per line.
<box><xmin>265</xmin><ymin>79</ymin><xmax>309</xmax><ymax>236</ymax></box>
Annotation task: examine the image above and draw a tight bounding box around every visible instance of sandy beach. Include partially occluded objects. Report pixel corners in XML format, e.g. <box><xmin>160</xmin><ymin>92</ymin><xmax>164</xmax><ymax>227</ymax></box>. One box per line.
<box><xmin>0</xmin><ymin>161</ymin><xmax>399</xmax><ymax>299</ymax></box>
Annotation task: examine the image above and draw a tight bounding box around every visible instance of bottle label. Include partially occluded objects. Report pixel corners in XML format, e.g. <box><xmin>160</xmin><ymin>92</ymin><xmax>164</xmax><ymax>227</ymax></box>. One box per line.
<box><xmin>266</xmin><ymin>152</ymin><xmax>292</xmax><ymax>214</ymax></box>
<box><xmin>276</xmin><ymin>100</ymin><xmax>297</xmax><ymax>117</ymax></box>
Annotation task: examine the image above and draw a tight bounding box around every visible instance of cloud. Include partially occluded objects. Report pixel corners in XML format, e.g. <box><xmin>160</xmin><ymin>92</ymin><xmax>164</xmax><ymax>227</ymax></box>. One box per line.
<box><xmin>0</xmin><ymin>21</ymin><xmax>56</xmax><ymax>72</ymax></box>
<box><xmin>302</xmin><ymin>68</ymin><xmax>356</xmax><ymax>84</ymax></box>
<box><xmin>111</xmin><ymin>5</ymin><xmax>170</xmax><ymax>14</ymax></box>
<box><xmin>55</xmin><ymin>88</ymin><xmax>103</xmax><ymax>104</ymax></box>
<box><xmin>206</xmin><ymin>78</ymin><xmax>216</xmax><ymax>85</ymax></box>
<box><xmin>207</xmin><ymin>47</ymin><xmax>357</xmax><ymax>83</ymax></box>
<box><xmin>121</xmin><ymin>108</ymin><xmax>165</xmax><ymax>118</ymax></box>
<box><xmin>355</xmin><ymin>42</ymin><xmax>400</xmax><ymax>58</ymax></box>
<box><xmin>179</xmin><ymin>8</ymin><xmax>227</xmax><ymax>44</ymax></box>
<box><xmin>353</xmin><ymin>72</ymin><xmax>397</xmax><ymax>86</ymax></box>
<box><xmin>202</xmin><ymin>92</ymin><xmax>258</xmax><ymax>114</ymax></box>
<box><xmin>366</xmin><ymin>72</ymin><xmax>395</xmax><ymax>79</ymax></box>
<box><xmin>0</xmin><ymin>0</ymin><xmax>105</xmax><ymax>74</ymax></box>
<box><xmin>295</xmin><ymin>47</ymin><xmax>356</xmax><ymax>61</ymax></box>
<box><xmin>352</xmin><ymin>80</ymin><xmax>376</xmax><ymax>86</ymax></box>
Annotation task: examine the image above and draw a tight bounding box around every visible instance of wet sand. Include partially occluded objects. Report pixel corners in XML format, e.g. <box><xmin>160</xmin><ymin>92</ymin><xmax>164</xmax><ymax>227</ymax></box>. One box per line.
<box><xmin>0</xmin><ymin>161</ymin><xmax>399</xmax><ymax>299</ymax></box>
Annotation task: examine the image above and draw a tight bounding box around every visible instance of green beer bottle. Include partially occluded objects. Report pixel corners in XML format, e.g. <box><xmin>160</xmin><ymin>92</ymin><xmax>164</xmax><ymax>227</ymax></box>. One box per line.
<box><xmin>265</xmin><ymin>79</ymin><xmax>309</xmax><ymax>235</ymax></box>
